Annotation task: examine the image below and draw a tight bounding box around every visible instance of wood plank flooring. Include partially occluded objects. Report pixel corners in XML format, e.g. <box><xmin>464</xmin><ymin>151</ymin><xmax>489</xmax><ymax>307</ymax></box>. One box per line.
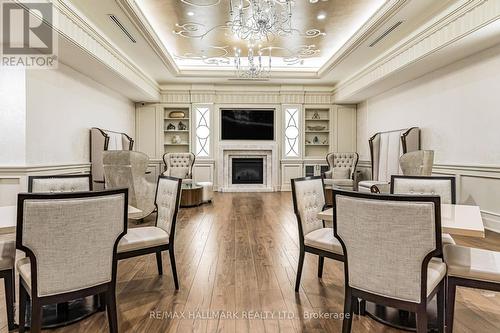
<box><xmin>2</xmin><ymin>191</ymin><xmax>500</xmax><ymax>332</ymax></box>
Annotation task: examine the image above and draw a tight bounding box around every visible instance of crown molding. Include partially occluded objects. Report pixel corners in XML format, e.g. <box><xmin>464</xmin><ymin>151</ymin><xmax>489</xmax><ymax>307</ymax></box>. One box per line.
<box><xmin>333</xmin><ymin>0</ymin><xmax>500</xmax><ymax>102</ymax></box>
<box><xmin>24</xmin><ymin>0</ymin><xmax>160</xmax><ymax>100</ymax></box>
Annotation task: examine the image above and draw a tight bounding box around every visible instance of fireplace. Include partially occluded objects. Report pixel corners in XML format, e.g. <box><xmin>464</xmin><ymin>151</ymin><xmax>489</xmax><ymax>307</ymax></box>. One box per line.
<box><xmin>232</xmin><ymin>158</ymin><xmax>264</xmax><ymax>184</ymax></box>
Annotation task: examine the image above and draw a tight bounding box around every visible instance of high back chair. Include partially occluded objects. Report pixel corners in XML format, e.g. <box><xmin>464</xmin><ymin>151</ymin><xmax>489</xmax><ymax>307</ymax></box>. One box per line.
<box><xmin>162</xmin><ymin>152</ymin><xmax>195</xmax><ymax>183</ymax></box>
<box><xmin>103</xmin><ymin>150</ymin><xmax>156</xmax><ymax>221</ymax></box>
<box><xmin>391</xmin><ymin>175</ymin><xmax>456</xmax><ymax>246</ymax></box>
<box><xmin>333</xmin><ymin>190</ymin><xmax>446</xmax><ymax>333</ymax></box>
<box><xmin>0</xmin><ymin>240</ymin><xmax>15</xmax><ymax>331</ymax></box>
<box><xmin>28</xmin><ymin>174</ymin><xmax>91</xmax><ymax>192</ymax></box>
<box><xmin>323</xmin><ymin>152</ymin><xmax>359</xmax><ymax>190</ymax></box>
<box><xmin>117</xmin><ymin>176</ymin><xmax>182</xmax><ymax>290</ymax></box>
<box><xmin>291</xmin><ymin>176</ymin><xmax>344</xmax><ymax>292</ymax></box>
<box><xmin>16</xmin><ymin>189</ymin><xmax>128</xmax><ymax>333</ymax></box>
<box><xmin>399</xmin><ymin>150</ymin><xmax>434</xmax><ymax>176</ymax></box>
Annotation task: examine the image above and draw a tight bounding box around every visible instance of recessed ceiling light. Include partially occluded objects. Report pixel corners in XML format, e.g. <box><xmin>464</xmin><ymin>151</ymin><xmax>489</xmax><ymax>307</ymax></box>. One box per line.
<box><xmin>187</xmin><ymin>11</ymin><xmax>194</xmax><ymax>16</ymax></box>
<box><xmin>317</xmin><ymin>13</ymin><xmax>326</xmax><ymax>20</ymax></box>
<box><xmin>309</xmin><ymin>0</ymin><xmax>319</xmax><ymax>3</ymax></box>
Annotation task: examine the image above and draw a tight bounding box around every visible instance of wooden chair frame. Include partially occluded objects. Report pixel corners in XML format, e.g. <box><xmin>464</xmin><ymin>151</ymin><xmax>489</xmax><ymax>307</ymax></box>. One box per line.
<box><xmin>291</xmin><ymin>176</ymin><xmax>344</xmax><ymax>292</ymax></box>
<box><xmin>390</xmin><ymin>175</ymin><xmax>456</xmax><ymax>204</ymax></box>
<box><xmin>16</xmin><ymin>189</ymin><xmax>128</xmax><ymax>333</ymax></box>
<box><xmin>332</xmin><ymin>189</ymin><xmax>445</xmax><ymax>333</ymax></box>
<box><xmin>117</xmin><ymin>175</ymin><xmax>182</xmax><ymax>290</ymax></box>
<box><xmin>0</xmin><ymin>266</ymin><xmax>15</xmax><ymax>330</ymax></box>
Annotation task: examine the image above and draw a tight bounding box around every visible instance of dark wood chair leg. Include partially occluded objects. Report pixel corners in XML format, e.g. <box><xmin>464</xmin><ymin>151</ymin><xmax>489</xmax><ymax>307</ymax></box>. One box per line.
<box><xmin>169</xmin><ymin>249</ymin><xmax>179</xmax><ymax>290</ymax></box>
<box><xmin>318</xmin><ymin>256</ymin><xmax>324</xmax><ymax>278</ymax></box>
<box><xmin>342</xmin><ymin>288</ymin><xmax>353</xmax><ymax>333</ymax></box>
<box><xmin>18</xmin><ymin>283</ymin><xmax>27</xmax><ymax>333</ymax></box>
<box><xmin>446</xmin><ymin>278</ymin><xmax>457</xmax><ymax>333</ymax></box>
<box><xmin>97</xmin><ymin>292</ymin><xmax>106</xmax><ymax>311</ymax></box>
<box><xmin>295</xmin><ymin>250</ymin><xmax>305</xmax><ymax>292</ymax></box>
<box><xmin>156</xmin><ymin>251</ymin><xmax>163</xmax><ymax>275</ymax></box>
<box><xmin>3</xmin><ymin>269</ymin><xmax>15</xmax><ymax>331</ymax></box>
<box><xmin>415</xmin><ymin>305</ymin><xmax>428</xmax><ymax>333</ymax></box>
<box><xmin>437</xmin><ymin>280</ymin><xmax>445</xmax><ymax>333</ymax></box>
<box><xmin>31</xmin><ymin>299</ymin><xmax>42</xmax><ymax>333</ymax></box>
<box><xmin>106</xmin><ymin>288</ymin><xmax>119</xmax><ymax>333</ymax></box>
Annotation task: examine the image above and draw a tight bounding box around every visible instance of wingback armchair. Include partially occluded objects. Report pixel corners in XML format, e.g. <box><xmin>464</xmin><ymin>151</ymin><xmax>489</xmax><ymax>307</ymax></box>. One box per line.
<box><xmin>323</xmin><ymin>152</ymin><xmax>359</xmax><ymax>191</ymax></box>
<box><xmin>358</xmin><ymin>127</ymin><xmax>420</xmax><ymax>193</ymax></box>
<box><xmin>103</xmin><ymin>151</ymin><xmax>155</xmax><ymax>221</ymax></box>
<box><xmin>91</xmin><ymin>128</ymin><xmax>134</xmax><ymax>189</ymax></box>
<box><xmin>162</xmin><ymin>153</ymin><xmax>195</xmax><ymax>183</ymax></box>
<box><xmin>399</xmin><ymin>150</ymin><xmax>434</xmax><ymax>176</ymax></box>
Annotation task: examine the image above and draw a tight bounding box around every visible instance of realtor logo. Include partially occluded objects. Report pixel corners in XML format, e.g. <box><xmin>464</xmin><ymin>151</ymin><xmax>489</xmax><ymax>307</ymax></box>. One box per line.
<box><xmin>1</xmin><ymin>0</ymin><xmax>58</xmax><ymax>68</ymax></box>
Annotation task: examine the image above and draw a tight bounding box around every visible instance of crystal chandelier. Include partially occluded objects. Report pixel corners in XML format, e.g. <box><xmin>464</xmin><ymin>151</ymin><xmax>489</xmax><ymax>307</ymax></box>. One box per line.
<box><xmin>234</xmin><ymin>44</ymin><xmax>272</xmax><ymax>79</ymax></box>
<box><xmin>229</xmin><ymin>0</ymin><xmax>293</xmax><ymax>41</ymax></box>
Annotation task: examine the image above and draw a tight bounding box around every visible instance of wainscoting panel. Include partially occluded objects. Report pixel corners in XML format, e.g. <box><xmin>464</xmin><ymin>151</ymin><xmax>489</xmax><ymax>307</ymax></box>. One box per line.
<box><xmin>358</xmin><ymin>160</ymin><xmax>500</xmax><ymax>232</ymax></box>
<box><xmin>280</xmin><ymin>162</ymin><xmax>303</xmax><ymax>191</ymax></box>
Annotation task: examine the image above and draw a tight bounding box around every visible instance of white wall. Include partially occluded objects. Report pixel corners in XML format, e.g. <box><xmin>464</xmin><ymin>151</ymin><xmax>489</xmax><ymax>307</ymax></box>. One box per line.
<box><xmin>25</xmin><ymin>62</ymin><xmax>135</xmax><ymax>165</ymax></box>
<box><xmin>357</xmin><ymin>43</ymin><xmax>500</xmax><ymax>232</ymax></box>
<box><xmin>357</xmin><ymin>43</ymin><xmax>500</xmax><ymax>165</ymax></box>
<box><xmin>0</xmin><ymin>68</ymin><xmax>26</xmax><ymax>165</ymax></box>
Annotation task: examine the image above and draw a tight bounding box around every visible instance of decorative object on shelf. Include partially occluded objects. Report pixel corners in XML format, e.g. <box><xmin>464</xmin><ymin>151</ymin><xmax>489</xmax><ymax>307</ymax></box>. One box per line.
<box><xmin>169</xmin><ymin>111</ymin><xmax>185</xmax><ymax>119</ymax></box>
<box><xmin>313</xmin><ymin>136</ymin><xmax>319</xmax><ymax>144</ymax></box>
<box><xmin>178</xmin><ymin>121</ymin><xmax>187</xmax><ymax>130</ymax></box>
<box><xmin>305</xmin><ymin>139</ymin><xmax>311</xmax><ymax>144</ymax></box>
<box><xmin>307</xmin><ymin>125</ymin><xmax>326</xmax><ymax>131</ymax></box>
<box><xmin>167</xmin><ymin>123</ymin><xmax>176</xmax><ymax>131</ymax></box>
<box><xmin>322</xmin><ymin>139</ymin><xmax>328</xmax><ymax>144</ymax></box>
<box><xmin>229</xmin><ymin>0</ymin><xmax>293</xmax><ymax>41</ymax></box>
<box><xmin>172</xmin><ymin>135</ymin><xmax>182</xmax><ymax>144</ymax></box>
<box><xmin>312</xmin><ymin>111</ymin><xmax>320</xmax><ymax>119</ymax></box>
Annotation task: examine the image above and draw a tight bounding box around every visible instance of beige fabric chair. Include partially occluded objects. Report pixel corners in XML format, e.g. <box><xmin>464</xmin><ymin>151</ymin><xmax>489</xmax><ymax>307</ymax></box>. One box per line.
<box><xmin>16</xmin><ymin>189</ymin><xmax>128</xmax><ymax>333</ymax></box>
<box><xmin>399</xmin><ymin>150</ymin><xmax>434</xmax><ymax>176</ymax></box>
<box><xmin>323</xmin><ymin>152</ymin><xmax>359</xmax><ymax>190</ymax></box>
<box><xmin>117</xmin><ymin>176</ymin><xmax>182</xmax><ymax>289</ymax></box>
<box><xmin>103</xmin><ymin>151</ymin><xmax>156</xmax><ymax>220</ymax></box>
<box><xmin>391</xmin><ymin>175</ymin><xmax>456</xmax><ymax>246</ymax></box>
<box><xmin>333</xmin><ymin>190</ymin><xmax>445</xmax><ymax>333</ymax></box>
<box><xmin>91</xmin><ymin>128</ymin><xmax>134</xmax><ymax>189</ymax></box>
<box><xmin>0</xmin><ymin>239</ymin><xmax>15</xmax><ymax>330</ymax></box>
<box><xmin>358</xmin><ymin>127</ymin><xmax>420</xmax><ymax>193</ymax></box>
<box><xmin>28</xmin><ymin>174</ymin><xmax>91</xmax><ymax>192</ymax></box>
<box><xmin>291</xmin><ymin>176</ymin><xmax>344</xmax><ymax>292</ymax></box>
<box><xmin>444</xmin><ymin>245</ymin><xmax>500</xmax><ymax>333</ymax></box>
<box><xmin>162</xmin><ymin>152</ymin><xmax>195</xmax><ymax>183</ymax></box>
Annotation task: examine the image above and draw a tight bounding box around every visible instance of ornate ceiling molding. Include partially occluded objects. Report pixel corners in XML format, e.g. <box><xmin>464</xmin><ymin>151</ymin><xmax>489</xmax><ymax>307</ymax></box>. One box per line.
<box><xmin>333</xmin><ymin>0</ymin><xmax>500</xmax><ymax>102</ymax></box>
<box><xmin>47</xmin><ymin>0</ymin><xmax>160</xmax><ymax>99</ymax></box>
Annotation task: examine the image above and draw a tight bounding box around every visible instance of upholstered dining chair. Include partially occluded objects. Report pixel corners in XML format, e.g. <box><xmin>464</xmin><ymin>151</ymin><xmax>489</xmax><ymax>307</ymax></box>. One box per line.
<box><xmin>0</xmin><ymin>239</ymin><xmax>15</xmax><ymax>331</ymax></box>
<box><xmin>333</xmin><ymin>190</ymin><xmax>446</xmax><ymax>333</ymax></box>
<box><xmin>391</xmin><ymin>175</ymin><xmax>457</xmax><ymax>246</ymax></box>
<box><xmin>291</xmin><ymin>176</ymin><xmax>344</xmax><ymax>292</ymax></box>
<box><xmin>323</xmin><ymin>152</ymin><xmax>359</xmax><ymax>190</ymax></box>
<box><xmin>162</xmin><ymin>152</ymin><xmax>195</xmax><ymax>183</ymax></box>
<box><xmin>399</xmin><ymin>150</ymin><xmax>434</xmax><ymax>176</ymax></box>
<box><xmin>117</xmin><ymin>176</ymin><xmax>182</xmax><ymax>290</ymax></box>
<box><xmin>16</xmin><ymin>189</ymin><xmax>128</xmax><ymax>333</ymax></box>
<box><xmin>103</xmin><ymin>150</ymin><xmax>156</xmax><ymax>221</ymax></box>
<box><xmin>444</xmin><ymin>245</ymin><xmax>500</xmax><ymax>333</ymax></box>
<box><xmin>28</xmin><ymin>174</ymin><xmax>91</xmax><ymax>192</ymax></box>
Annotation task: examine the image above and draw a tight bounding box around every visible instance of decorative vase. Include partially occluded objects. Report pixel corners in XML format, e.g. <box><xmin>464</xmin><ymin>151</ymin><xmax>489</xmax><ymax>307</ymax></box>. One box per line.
<box><xmin>167</xmin><ymin>123</ymin><xmax>175</xmax><ymax>130</ymax></box>
<box><xmin>313</xmin><ymin>136</ymin><xmax>319</xmax><ymax>144</ymax></box>
<box><xmin>312</xmin><ymin>111</ymin><xmax>320</xmax><ymax>119</ymax></box>
<box><xmin>172</xmin><ymin>135</ymin><xmax>182</xmax><ymax>144</ymax></box>
<box><xmin>178</xmin><ymin>121</ymin><xmax>187</xmax><ymax>130</ymax></box>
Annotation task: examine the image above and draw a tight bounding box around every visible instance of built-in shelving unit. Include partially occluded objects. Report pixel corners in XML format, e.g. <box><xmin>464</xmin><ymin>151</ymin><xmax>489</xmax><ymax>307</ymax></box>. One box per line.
<box><xmin>163</xmin><ymin>107</ymin><xmax>191</xmax><ymax>154</ymax></box>
<box><xmin>304</xmin><ymin>108</ymin><xmax>330</xmax><ymax>158</ymax></box>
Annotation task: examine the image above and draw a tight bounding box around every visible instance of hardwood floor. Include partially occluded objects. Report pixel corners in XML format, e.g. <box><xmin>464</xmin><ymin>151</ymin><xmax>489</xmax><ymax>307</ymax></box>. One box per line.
<box><xmin>1</xmin><ymin>191</ymin><xmax>500</xmax><ymax>332</ymax></box>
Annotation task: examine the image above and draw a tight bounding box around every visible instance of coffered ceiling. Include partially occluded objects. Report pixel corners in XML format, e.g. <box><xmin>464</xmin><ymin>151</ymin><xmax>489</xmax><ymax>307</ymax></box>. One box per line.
<box><xmin>134</xmin><ymin>0</ymin><xmax>386</xmax><ymax>71</ymax></box>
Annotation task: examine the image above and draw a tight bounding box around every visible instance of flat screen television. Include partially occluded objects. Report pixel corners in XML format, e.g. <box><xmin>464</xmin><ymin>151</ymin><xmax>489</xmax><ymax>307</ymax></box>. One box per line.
<box><xmin>221</xmin><ymin>109</ymin><xmax>274</xmax><ymax>140</ymax></box>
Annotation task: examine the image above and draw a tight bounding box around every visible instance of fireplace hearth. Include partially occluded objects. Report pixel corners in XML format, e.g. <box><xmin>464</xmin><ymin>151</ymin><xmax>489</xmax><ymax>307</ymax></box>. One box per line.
<box><xmin>232</xmin><ymin>158</ymin><xmax>264</xmax><ymax>184</ymax></box>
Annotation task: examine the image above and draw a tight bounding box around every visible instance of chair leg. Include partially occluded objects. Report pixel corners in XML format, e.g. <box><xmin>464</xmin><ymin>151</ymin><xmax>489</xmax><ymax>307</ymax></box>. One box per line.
<box><xmin>106</xmin><ymin>288</ymin><xmax>118</xmax><ymax>333</ymax></box>
<box><xmin>437</xmin><ymin>280</ymin><xmax>445</xmax><ymax>333</ymax></box>
<box><xmin>31</xmin><ymin>299</ymin><xmax>42</xmax><ymax>333</ymax></box>
<box><xmin>18</xmin><ymin>283</ymin><xmax>27</xmax><ymax>333</ymax></box>
<box><xmin>295</xmin><ymin>250</ymin><xmax>305</xmax><ymax>292</ymax></box>
<box><xmin>97</xmin><ymin>292</ymin><xmax>106</xmax><ymax>311</ymax></box>
<box><xmin>156</xmin><ymin>251</ymin><xmax>163</xmax><ymax>275</ymax></box>
<box><xmin>446</xmin><ymin>278</ymin><xmax>457</xmax><ymax>333</ymax></box>
<box><xmin>318</xmin><ymin>256</ymin><xmax>324</xmax><ymax>278</ymax></box>
<box><xmin>415</xmin><ymin>305</ymin><xmax>428</xmax><ymax>333</ymax></box>
<box><xmin>342</xmin><ymin>288</ymin><xmax>353</xmax><ymax>333</ymax></box>
<box><xmin>169</xmin><ymin>248</ymin><xmax>179</xmax><ymax>290</ymax></box>
<box><xmin>3</xmin><ymin>269</ymin><xmax>15</xmax><ymax>331</ymax></box>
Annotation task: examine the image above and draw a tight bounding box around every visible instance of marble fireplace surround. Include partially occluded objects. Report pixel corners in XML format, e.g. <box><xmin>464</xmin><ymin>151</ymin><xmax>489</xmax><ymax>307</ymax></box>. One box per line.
<box><xmin>218</xmin><ymin>142</ymin><xmax>279</xmax><ymax>192</ymax></box>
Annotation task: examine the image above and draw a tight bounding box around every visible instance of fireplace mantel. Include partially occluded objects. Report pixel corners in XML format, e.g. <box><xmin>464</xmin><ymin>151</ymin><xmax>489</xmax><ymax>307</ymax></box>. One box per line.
<box><xmin>217</xmin><ymin>142</ymin><xmax>279</xmax><ymax>192</ymax></box>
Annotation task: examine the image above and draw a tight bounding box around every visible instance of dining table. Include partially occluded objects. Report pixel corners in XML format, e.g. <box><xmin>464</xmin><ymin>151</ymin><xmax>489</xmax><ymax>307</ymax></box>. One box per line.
<box><xmin>317</xmin><ymin>203</ymin><xmax>485</xmax><ymax>331</ymax></box>
<box><xmin>0</xmin><ymin>204</ymin><xmax>143</xmax><ymax>328</ymax></box>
